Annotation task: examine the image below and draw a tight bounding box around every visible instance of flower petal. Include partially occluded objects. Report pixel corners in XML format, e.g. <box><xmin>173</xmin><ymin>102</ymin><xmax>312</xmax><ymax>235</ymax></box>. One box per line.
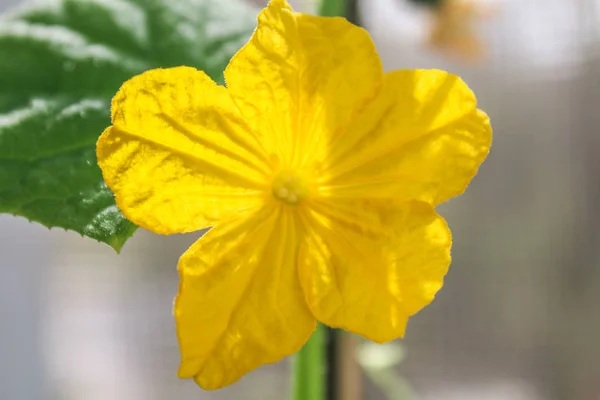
<box><xmin>175</xmin><ymin>206</ymin><xmax>316</xmax><ymax>389</ymax></box>
<box><xmin>298</xmin><ymin>199</ymin><xmax>451</xmax><ymax>342</ymax></box>
<box><xmin>97</xmin><ymin>66</ymin><xmax>271</xmax><ymax>234</ymax></box>
<box><xmin>224</xmin><ymin>0</ymin><xmax>383</xmax><ymax>168</ymax></box>
<box><xmin>321</xmin><ymin>70</ymin><xmax>492</xmax><ymax>206</ymax></box>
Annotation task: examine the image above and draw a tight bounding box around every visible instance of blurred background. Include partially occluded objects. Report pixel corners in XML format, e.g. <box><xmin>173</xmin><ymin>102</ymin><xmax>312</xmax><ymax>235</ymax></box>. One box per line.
<box><xmin>2</xmin><ymin>0</ymin><xmax>600</xmax><ymax>399</ymax></box>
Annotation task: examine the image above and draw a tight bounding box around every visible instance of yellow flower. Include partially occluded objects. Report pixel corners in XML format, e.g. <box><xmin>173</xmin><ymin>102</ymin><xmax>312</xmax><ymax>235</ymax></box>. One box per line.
<box><xmin>96</xmin><ymin>0</ymin><xmax>491</xmax><ymax>390</ymax></box>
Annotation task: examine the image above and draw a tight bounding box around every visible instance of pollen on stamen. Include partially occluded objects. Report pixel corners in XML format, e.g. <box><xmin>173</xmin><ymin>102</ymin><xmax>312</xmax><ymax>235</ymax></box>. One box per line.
<box><xmin>277</xmin><ymin>187</ymin><xmax>290</xmax><ymax>199</ymax></box>
<box><xmin>272</xmin><ymin>171</ymin><xmax>311</xmax><ymax>205</ymax></box>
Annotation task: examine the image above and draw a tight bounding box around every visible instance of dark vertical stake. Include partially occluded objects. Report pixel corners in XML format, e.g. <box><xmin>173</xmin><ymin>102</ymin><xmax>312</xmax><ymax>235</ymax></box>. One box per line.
<box><xmin>325</xmin><ymin>327</ymin><xmax>338</xmax><ymax>400</ymax></box>
<box><xmin>346</xmin><ymin>0</ymin><xmax>361</xmax><ymax>26</ymax></box>
<box><xmin>325</xmin><ymin>1</ymin><xmax>360</xmax><ymax>399</ymax></box>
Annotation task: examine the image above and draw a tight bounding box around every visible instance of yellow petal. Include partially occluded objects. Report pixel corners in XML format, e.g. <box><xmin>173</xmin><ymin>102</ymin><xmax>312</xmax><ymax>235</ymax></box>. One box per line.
<box><xmin>298</xmin><ymin>199</ymin><xmax>451</xmax><ymax>343</ymax></box>
<box><xmin>321</xmin><ymin>70</ymin><xmax>492</xmax><ymax>206</ymax></box>
<box><xmin>97</xmin><ymin>67</ymin><xmax>271</xmax><ymax>234</ymax></box>
<box><xmin>224</xmin><ymin>0</ymin><xmax>383</xmax><ymax>168</ymax></box>
<box><xmin>175</xmin><ymin>205</ymin><xmax>316</xmax><ymax>389</ymax></box>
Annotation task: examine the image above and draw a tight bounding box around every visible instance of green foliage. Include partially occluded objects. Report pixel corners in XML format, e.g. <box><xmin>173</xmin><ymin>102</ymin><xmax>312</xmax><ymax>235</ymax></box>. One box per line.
<box><xmin>407</xmin><ymin>0</ymin><xmax>443</xmax><ymax>8</ymax></box>
<box><xmin>0</xmin><ymin>0</ymin><xmax>257</xmax><ymax>252</ymax></box>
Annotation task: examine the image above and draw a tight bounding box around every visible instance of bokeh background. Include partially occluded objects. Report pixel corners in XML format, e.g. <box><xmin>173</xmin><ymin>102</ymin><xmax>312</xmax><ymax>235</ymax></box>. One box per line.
<box><xmin>2</xmin><ymin>0</ymin><xmax>600</xmax><ymax>399</ymax></box>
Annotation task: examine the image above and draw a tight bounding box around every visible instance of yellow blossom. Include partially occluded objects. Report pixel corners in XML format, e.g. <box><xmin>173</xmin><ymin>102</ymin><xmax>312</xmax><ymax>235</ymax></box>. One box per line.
<box><xmin>96</xmin><ymin>0</ymin><xmax>492</xmax><ymax>390</ymax></box>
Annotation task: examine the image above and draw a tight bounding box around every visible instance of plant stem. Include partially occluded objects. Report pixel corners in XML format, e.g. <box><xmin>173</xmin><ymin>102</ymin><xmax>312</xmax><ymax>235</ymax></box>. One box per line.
<box><xmin>317</xmin><ymin>0</ymin><xmax>346</xmax><ymax>17</ymax></box>
<box><xmin>292</xmin><ymin>323</ymin><xmax>327</xmax><ymax>400</ymax></box>
<box><xmin>317</xmin><ymin>0</ymin><xmax>361</xmax><ymax>25</ymax></box>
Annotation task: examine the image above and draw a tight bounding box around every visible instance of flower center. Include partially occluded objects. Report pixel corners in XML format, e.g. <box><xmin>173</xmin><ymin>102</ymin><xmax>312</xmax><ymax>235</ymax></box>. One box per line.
<box><xmin>272</xmin><ymin>171</ymin><xmax>310</xmax><ymax>205</ymax></box>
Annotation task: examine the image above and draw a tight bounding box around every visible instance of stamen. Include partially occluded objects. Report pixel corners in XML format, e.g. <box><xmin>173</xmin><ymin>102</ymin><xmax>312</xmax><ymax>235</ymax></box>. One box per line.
<box><xmin>272</xmin><ymin>171</ymin><xmax>311</xmax><ymax>205</ymax></box>
<box><xmin>277</xmin><ymin>187</ymin><xmax>289</xmax><ymax>198</ymax></box>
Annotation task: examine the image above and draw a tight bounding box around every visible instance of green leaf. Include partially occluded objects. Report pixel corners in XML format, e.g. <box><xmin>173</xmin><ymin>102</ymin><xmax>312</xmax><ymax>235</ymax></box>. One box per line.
<box><xmin>0</xmin><ymin>0</ymin><xmax>258</xmax><ymax>252</ymax></box>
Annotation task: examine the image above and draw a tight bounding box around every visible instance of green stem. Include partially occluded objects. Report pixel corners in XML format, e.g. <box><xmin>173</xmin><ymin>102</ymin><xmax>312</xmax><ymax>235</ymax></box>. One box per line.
<box><xmin>292</xmin><ymin>323</ymin><xmax>326</xmax><ymax>400</ymax></box>
<box><xmin>317</xmin><ymin>0</ymin><xmax>347</xmax><ymax>17</ymax></box>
